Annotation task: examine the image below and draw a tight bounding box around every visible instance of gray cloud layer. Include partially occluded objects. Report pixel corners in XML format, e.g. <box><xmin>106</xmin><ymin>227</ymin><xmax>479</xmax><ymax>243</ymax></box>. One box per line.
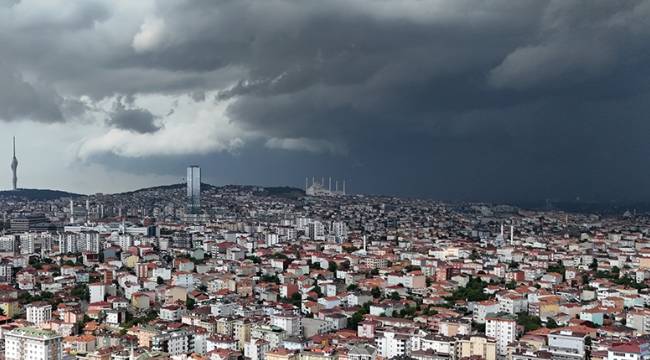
<box><xmin>0</xmin><ymin>62</ymin><xmax>63</xmax><ymax>122</ymax></box>
<box><xmin>1</xmin><ymin>0</ymin><xmax>650</xmax><ymax>201</ymax></box>
<box><xmin>106</xmin><ymin>98</ymin><xmax>160</xmax><ymax>133</ymax></box>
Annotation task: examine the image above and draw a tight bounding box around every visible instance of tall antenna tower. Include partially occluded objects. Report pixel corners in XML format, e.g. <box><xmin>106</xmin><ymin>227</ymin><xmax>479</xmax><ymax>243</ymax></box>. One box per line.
<box><xmin>10</xmin><ymin>137</ymin><xmax>18</xmax><ymax>191</ymax></box>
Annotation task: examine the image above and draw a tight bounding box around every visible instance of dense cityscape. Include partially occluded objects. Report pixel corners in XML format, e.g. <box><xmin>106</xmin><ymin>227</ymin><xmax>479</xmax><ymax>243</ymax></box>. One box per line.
<box><xmin>2</xmin><ymin>1</ymin><xmax>650</xmax><ymax>360</ymax></box>
<box><xmin>1</xmin><ymin>162</ymin><xmax>650</xmax><ymax>360</ymax></box>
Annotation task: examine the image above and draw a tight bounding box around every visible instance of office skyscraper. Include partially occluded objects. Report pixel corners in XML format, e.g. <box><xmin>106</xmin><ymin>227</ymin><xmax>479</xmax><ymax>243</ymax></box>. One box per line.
<box><xmin>187</xmin><ymin>165</ymin><xmax>201</xmax><ymax>213</ymax></box>
<box><xmin>11</xmin><ymin>136</ymin><xmax>18</xmax><ymax>191</ymax></box>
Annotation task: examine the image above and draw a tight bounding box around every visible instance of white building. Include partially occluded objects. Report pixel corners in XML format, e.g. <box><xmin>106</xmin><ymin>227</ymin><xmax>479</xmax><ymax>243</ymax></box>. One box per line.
<box><xmin>348</xmin><ymin>344</ymin><xmax>377</xmax><ymax>360</ymax></box>
<box><xmin>59</xmin><ymin>232</ymin><xmax>101</xmax><ymax>254</ymax></box>
<box><xmin>626</xmin><ymin>309</ymin><xmax>650</xmax><ymax>335</ymax></box>
<box><xmin>89</xmin><ymin>283</ymin><xmax>107</xmax><ymax>303</ymax></box>
<box><xmin>80</xmin><ymin>231</ymin><xmax>101</xmax><ymax>253</ymax></box>
<box><xmin>151</xmin><ymin>329</ymin><xmax>195</xmax><ymax>356</ymax></box>
<box><xmin>25</xmin><ymin>302</ymin><xmax>52</xmax><ymax>326</ymax></box>
<box><xmin>497</xmin><ymin>293</ymin><xmax>528</xmax><ymax>314</ymax></box>
<box><xmin>152</xmin><ymin>267</ymin><xmax>172</xmax><ymax>281</ymax></box>
<box><xmin>420</xmin><ymin>335</ymin><xmax>455</xmax><ymax>356</ymax></box>
<box><xmin>547</xmin><ymin>330</ymin><xmax>587</xmax><ymax>360</ymax></box>
<box><xmin>608</xmin><ymin>341</ymin><xmax>650</xmax><ymax>360</ymax></box>
<box><xmin>386</xmin><ymin>273</ymin><xmax>427</xmax><ymax>289</ymax></box>
<box><xmin>160</xmin><ymin>305</ymin><xmax>185</xmax><ymax>321</ymax></box>
<box><xmin>0</xmin><ymin>235</ymin><xmax>18</xmax><ymax>253</ymax></box>
<box><xmin>330</xmin><ymin>221</ymin><xmax>348</xmax><ymax>242</ymax></box>
<box><xmin>266</xmin><ymin>233</ymin><xmax>279</xmax><ymax>246</ymax></box>
<box><xmin>375</xmin><ymin>328</ymin><xmax>416</xmax><ymax>359</ymax></box>
<box><xmin>4</xmin><ymin>327</ymin><xmax>63</xmax><ymax>360</ymax></box>
<box><xmin>244</xmin><ymin>338</ymin><xmax>270</xmax><ymax>360</ymax></box>
<box><xmin>118</xmin><ymin>235</ymin><xmax>133</xmax><ymax>249</ymax></box>
<box><xmin>485</xmin><ymin>313</ymin><xmax>517</xmax><ymax>356</ymax></box>
<box><xmin>473</xmin><ymin>301</ymin><xmax>500</xmax><ymax>324</ymax></box>
<box><xmin>206</xmin><ymin>336</ymin><xmax>238</xmax><ymax>352</ymax></box>
<box><xmin>308</xmin><ymin>221</ymin><xmax>325</xmax><ymax>241</ymax></box>
<box><xmin>19</xmin><ymin>235</ymin><xmax>35</xmax><ymax>255</ymax></box>
<box><xmin>270</xmin><ymin>313</ymin><xmax>302</xmax><ymax>336</ymax></box>
<box><xmin>172</xmin><ymin>272</ymin><xmax>195</xmax><ymax>290</ymax></box>
<box><xmin>104</xmin><ymin>309</ymin><xmax>123</xmax><ymax>325</ymax></box>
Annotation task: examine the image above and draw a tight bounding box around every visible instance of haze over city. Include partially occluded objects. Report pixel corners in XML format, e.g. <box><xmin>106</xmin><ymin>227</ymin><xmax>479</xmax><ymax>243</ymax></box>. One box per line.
<box><xmin>2</xmin><ymin>1</ymin><xmax>650</xmax><ymax>202</ymax></box>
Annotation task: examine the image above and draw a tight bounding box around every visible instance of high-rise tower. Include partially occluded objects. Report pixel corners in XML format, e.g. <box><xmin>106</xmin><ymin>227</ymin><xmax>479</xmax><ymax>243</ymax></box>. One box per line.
<box><xmin>187</xmin><ymin>165</ymin><xmax>201</xmax><ymax>214</ymax></box>
<box><xmin>10</xmin><ymin>137</ymin><xmax>18</xmax><ymax>191</ymax></box>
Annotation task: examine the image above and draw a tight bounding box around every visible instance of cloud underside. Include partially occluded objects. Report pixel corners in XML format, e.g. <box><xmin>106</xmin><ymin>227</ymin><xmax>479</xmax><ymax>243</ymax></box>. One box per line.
<box><xmin>1</xmin><ymin>0</ymin><xmax>650</xmax><ymax>199</ymax></box>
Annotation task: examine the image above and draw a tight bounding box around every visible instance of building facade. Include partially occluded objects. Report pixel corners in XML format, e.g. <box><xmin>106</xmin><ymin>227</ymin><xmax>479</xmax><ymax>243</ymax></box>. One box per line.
<box><xmin>26</xmin><ymin>302</ymin><xmax>52</xmax><ymax>326</ymax></box>
<box><xmin>187</xmin><ymin>165</ymin><xmax>201</xmax><ymax>214</ymax></box>
<box><xmin>4</xmin><ymin>327</ymin><xmax>63</xmax><ymax>360</ymax></box>
<box><xmin>485</xmin><ymin>313</ymin><xmax>517</xmax><ymax>356</ymax></box>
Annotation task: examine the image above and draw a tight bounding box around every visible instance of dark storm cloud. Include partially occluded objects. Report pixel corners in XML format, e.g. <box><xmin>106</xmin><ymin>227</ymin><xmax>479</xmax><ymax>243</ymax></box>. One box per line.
<box><xmin>106</xmin><ymin>100</ymin><xmax>160</xmax><ymax>134</ymax></box>
<box><xmin>4</xmin><ymin>0</ymin><xmax>650</xmax><ymax>201</ymax></box>
<box><xmin>107</xmin><ymin>108</ymin><xmax>159</xmax><ymax>134</ymax></box>
<box><xmin>134</xmin><ymin>0</ymin><xmax>650</xmax><ymax>201</ymax></box>
<box><xmin>0</xmin><ymin>62</ymin><xmax>64</xmax><ymax>122</ymax></box>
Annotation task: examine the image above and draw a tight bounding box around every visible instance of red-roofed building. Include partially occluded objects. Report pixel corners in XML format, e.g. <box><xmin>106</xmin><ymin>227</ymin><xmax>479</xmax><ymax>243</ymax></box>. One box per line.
<box><xmin>608</xmin><ymin>340</ymin><xmax>650</xmax><ymax>360</ymax></box>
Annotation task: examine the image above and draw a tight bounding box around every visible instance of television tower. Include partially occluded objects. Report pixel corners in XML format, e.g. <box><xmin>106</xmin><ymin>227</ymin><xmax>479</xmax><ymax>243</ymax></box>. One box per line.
<box><xmin>10</xmin><ymin>136</ymin><xmax>18</xmax><ymax>191</ymax></box>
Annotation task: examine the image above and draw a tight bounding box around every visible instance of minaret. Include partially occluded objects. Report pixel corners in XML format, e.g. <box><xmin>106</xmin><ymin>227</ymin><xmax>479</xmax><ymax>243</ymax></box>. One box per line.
<box><xmin>363</xmin><ymin>235</ymin><xmax>367</xmax><ymax>253</ymax></box>
<box><xmin>10</xmin><ymin>137</ymin><xmax>18</xmax><ymax>191</ymax></box>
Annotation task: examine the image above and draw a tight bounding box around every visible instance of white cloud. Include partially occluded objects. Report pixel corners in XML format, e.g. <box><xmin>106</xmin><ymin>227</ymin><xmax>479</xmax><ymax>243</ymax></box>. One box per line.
<box><xmin>76</xmin><ymin>90</ymin><xmax>350</xmax><ymax>160</ymax></box>
<box><xmin>77</xmin><ymin>94</ymin><xmax>248</xmax><ymax>159</ymax></box>
<box><xmin>132</xmin><ymin>16</ymin><xmax>167</xmax><ymax>53</ymax></box>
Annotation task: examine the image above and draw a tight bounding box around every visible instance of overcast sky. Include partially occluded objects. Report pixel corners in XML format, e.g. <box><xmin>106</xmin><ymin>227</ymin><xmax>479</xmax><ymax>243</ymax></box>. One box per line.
<box><xmin>1</xmin><ymin>0</ymin><xmax>650</xmax><ymax>202</ymax></box>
